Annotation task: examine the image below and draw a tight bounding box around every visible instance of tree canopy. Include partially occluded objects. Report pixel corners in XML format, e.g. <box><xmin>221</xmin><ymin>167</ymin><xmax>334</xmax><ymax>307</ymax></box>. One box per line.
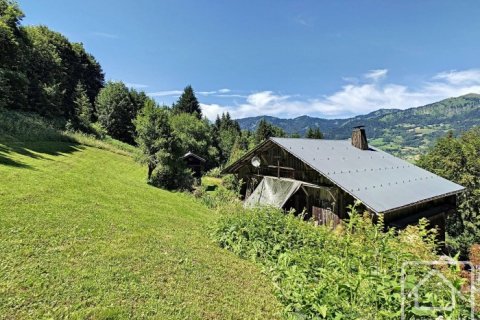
<box><xmin>417</xmin><ymin>128</ymin><xmax>480</xmax><ymax>257</ymax></box>
<box><xmin>95</xmin><ymin>81</ymin><xmax>136</xmax><ymax>144</ymax></box>
<box><xmin>213</xmin><ymin>112</ymin><xmax>241</xmax><ymax>163</ymax></box>
<box><xmin>170</xmin><ymin>113</ymin><xmax>218</xmax><ymax>169</ymax></box>
<box><xmin>172</xmin><ymin>85</ymin><xmax>202</xmax><ymax>119</ymax></box>
<box><xmin>255</xmin><ymin>118</ymin><xmax>286</xmax><ymax>143</ymax></box>
<box><xmin>305</xmin><ymin>127</ymin><xmax>324</xmax><ymax>139</ymax></box>
<box><xmin>0</xmin><ymin>0</ymin><xmax>104</xmax><ymax>120</ymax></box>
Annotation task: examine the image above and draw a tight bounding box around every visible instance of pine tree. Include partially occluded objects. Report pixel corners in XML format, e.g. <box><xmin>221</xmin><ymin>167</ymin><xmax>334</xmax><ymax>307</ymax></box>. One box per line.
<box><xmin>172</xmin><ymin>85</ymin><xmax>202</xmax><ymax>119</ymax></box>
<box><xmin>73</xmin><ymin>82</ymin><xmax>92</xmax><ymax>130</ymax></box>
<box><xmin>305</xmin><ymin>127</ymin><xmax>324</xmax><ymax>139</ymax></box>
<box><xmin>255</xmin><ymin>119</ymin><xmax>285</xmax><ymax>143</ymax></box>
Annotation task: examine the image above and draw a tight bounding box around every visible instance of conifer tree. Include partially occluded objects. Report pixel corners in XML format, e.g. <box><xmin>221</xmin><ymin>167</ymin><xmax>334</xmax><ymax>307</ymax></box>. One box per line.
<box><xmin>73</xmin><ymin>82</ymin><xmax>92</xmax><ymax>129</ymax></box>
<box><xmin>305</xmin><ymin>127</ymin><xmax>324</xmax><ymax>139</ymax></box>
<box><xmin>172</xmin><ymin>85</ymin><xmax>202</xmax><ymax>119</ymax></box>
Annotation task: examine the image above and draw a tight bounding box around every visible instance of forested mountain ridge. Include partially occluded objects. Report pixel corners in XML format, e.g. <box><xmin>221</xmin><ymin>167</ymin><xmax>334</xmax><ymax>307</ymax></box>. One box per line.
<box><xmin>237</xmin><ymin>94</ymin><xmax>480</xmax><ymax>159</ymax></box>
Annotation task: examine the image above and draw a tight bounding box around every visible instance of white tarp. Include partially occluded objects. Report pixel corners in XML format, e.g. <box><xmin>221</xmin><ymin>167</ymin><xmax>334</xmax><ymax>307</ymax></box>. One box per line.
<box><xmin>244</xmin><ymin>176</ymin><xmax>304</xmax><ymax>208</ymax></box>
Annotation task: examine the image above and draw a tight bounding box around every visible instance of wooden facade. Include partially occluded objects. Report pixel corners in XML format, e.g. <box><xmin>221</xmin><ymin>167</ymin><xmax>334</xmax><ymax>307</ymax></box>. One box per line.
<box><xmin>182</xmin><ymin>152</ymin><xmax>205</xmax><ymax>178</ymax></box>
<box><xmin>234</xmin><ymin>141</ymin><xmax>354</xmax><ymax>222</ymax></box>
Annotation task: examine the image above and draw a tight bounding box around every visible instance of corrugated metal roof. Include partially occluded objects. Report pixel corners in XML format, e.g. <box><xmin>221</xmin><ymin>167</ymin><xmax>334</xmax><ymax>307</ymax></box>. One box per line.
<box><xmin>270</xmin><ymin>137</ymin><xmax>465</xmax><ymax>214</ymax></box>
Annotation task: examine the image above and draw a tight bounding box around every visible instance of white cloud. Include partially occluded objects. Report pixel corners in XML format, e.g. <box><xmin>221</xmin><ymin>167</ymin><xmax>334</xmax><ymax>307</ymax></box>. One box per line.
<box><xmin>433</xmin><ymin>69</ymin><xmax>480</xmax><ymax>85</ymax></box>
<box><xmin>216</xmin><ymin>94</ymin><xmax>247</xmax><ymax>98</ymax></box>
<box><xmin>92</xmin><ymin>32</ymin><xmax>119</xmax><ymax>39</ymax></box>
<box><xmin>200</xmin><ymin>68</ymin><xmax>480</xmax><ymax>120</ymax></box>
<box><xmin>201</xmin><ymin>103</ymin><xmax>231</xmax><ymax>120</ymax></box>
<box><xmin>147</xmin><ymin>90</ymin><xmax>183</xmax><ymax>97</ymax></box>
<box><xmin>148</xmin><ymin>88</ymin><xmax>238</xmax><ymax>99</ymax></box>
<box><xmin>125</xmin><ymin>83</ymin><xmax>149</xmax><ymax>89</ymax></box>
<box><xmin>197</xmin><ymin>91</ymin><xmax>217</xmax><ymax>96</ymax></box>
<box><xmin>364</xmin><ymin>69</ymin><xmax>388</xmax><ymax>81</ymax></box>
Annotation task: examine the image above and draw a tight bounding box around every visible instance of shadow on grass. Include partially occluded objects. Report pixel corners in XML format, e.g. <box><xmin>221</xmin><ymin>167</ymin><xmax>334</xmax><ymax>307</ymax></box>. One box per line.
<box><xmin>0</xmin><ymin>140</ymin><xmax>83</xmax><ymax>169</ymax></box>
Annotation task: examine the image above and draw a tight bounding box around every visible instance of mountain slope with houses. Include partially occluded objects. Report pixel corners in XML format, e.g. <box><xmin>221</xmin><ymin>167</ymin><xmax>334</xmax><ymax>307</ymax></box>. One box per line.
<box><xmin>237</xmin><ymin>94</ymin><xmax>480</xmax><ymax>160</ymax></box>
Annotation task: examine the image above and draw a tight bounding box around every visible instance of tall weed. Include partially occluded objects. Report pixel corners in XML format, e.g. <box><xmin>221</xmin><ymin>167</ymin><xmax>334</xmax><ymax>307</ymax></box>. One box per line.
<box><xmin>212</xmin><ymin>204</ymin><xmax>474</xmax><ymax>319</ymax></box>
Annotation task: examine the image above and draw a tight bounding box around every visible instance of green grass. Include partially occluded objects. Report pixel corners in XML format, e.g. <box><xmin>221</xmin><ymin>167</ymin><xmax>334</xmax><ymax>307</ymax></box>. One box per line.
<box><xmin>0</xmin><ymin>138</ymin><xmax>281</xmax><ymax>319</ymax></box>
<box><xmin>201</xmin><ymin>176</ymin><xmax>223</xmax><ymax>188</ymax></box>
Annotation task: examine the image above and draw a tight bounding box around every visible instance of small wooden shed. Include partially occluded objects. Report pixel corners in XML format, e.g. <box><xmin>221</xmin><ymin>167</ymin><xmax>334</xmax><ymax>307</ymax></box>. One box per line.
<box><xmin>222</xmin><ymin>127</ymin><xmax>465</xmax><ymax>239</ymax></box>
<box><xmin>182</xmin><ymin>151</ymin><xmax>206</xmax><ymax>178</ymax></box>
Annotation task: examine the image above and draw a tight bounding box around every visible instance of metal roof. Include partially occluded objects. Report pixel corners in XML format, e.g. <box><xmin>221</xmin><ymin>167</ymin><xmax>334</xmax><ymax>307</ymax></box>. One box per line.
<box><xmin>182</xmin><ymin>151</ymin><xmax>206</xmax><ymax>162</ymax></box>
<box><xmin>247</xmin><ymin>138</ymin><xmax>465</xmax><ymax>214</ymax></box>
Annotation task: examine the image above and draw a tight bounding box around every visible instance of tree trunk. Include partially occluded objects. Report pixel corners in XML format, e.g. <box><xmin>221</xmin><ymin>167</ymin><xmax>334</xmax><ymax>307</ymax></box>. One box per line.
<box><xmin>147</xmin><ymin>163</ymin><xmax>155</xmax><ymax>180</ymax></box>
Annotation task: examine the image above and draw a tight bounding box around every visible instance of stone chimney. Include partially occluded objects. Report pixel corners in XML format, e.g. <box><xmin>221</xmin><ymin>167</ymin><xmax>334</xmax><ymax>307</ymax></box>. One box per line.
<box><xmin>351</xmin><ymin>126</ymin><xmax>368</xmax><ymax>150</ymax></box>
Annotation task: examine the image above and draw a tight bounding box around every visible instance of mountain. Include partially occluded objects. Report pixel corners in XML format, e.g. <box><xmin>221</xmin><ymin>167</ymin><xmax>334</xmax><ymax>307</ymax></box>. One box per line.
<box><xmin>237</xmin><ymin>94</ymin><xmax>480</xmax><ymax>160</ymax></box>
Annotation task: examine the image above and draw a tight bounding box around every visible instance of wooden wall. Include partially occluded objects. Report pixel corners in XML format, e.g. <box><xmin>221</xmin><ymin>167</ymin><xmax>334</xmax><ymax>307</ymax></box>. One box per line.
<box><xmin>236</xmin><ymin>144</ymin><xmax>352</xmax><ymax>218</ymax></box>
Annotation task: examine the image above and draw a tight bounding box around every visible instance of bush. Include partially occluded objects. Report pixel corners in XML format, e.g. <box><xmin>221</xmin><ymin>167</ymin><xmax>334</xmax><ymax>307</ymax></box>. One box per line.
<box><xmin>194</xmin><ymin>185</ymin><xmax>241</xmax><ymax>210</ymax></box>
<box><xmin>222</xmin><ymin>174</ymin><xmax>242</xmax><ymax>194</ymax></box>
<box><xmin>150</xmin><ymin>165</ymin><xmax>194</xmax><ymax>190</ymax></box>
<box><xmin>205</xmin><ymin>167</ymin><xmax>222</xmax><ymax>178</ymax></box>
<box><xmin>212</xmin><ymin>204</ymin><xmax>474</xmax><ymax>319</ymax></box>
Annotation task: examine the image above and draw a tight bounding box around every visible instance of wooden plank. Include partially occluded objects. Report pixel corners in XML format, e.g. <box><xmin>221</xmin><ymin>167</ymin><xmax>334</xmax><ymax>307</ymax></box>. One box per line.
<box><xmin>313</xmin><ymin>206</ymin><xmax>341</xmax><ymax>228</ymax></box>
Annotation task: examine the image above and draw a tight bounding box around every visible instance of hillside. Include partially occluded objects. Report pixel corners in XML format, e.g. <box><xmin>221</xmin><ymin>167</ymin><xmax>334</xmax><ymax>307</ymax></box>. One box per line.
<box><xmin>0</xmin><ymin>112</ymin><xmax>281</xmax><ymax>319</ymax></box>
<box><xmin>237</xmin><ymin>94</ymin><xmax>480</xmax><ymax>159</ymax></box>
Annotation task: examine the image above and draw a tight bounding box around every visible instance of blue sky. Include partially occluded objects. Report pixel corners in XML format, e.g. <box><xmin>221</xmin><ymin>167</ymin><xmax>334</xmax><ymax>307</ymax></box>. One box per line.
<box><xmin>19</xmin><ymin>0</ymin><xmax>480</xmax><ymax>120</ymax></box>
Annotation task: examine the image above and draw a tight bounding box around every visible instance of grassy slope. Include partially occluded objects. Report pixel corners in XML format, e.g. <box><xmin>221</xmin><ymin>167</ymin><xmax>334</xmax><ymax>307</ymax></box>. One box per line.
<box><xmin>0</xmin><ymin>139</ymin><xmax>281</xmax><ymax>319</ymax></box>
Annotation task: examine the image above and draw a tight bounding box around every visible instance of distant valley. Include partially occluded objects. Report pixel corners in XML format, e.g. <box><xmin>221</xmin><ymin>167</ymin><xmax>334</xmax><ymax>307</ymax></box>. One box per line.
<box><xmin>236</xmin><ymin>94</ymin><xmax>480</xmax><ymax>160</ymax></box>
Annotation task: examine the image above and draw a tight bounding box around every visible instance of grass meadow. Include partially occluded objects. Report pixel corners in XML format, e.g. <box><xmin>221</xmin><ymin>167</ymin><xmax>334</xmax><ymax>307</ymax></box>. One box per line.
<box><xmin>0</xmin><ymin>113</ymin><xmax>281</xmax><ymax>319</ymax></box>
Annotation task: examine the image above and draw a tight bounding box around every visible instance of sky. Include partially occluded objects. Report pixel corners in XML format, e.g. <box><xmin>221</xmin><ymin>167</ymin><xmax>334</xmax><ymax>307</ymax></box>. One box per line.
<box><xmin>18</xmin><ymin>0</ymin><xmax>480</xmax><ymax>120</ymax></box>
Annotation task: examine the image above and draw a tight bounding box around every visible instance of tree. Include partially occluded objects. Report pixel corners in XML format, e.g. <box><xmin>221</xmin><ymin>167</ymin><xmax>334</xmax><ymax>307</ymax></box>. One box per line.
<box><xmin>255</xmin><ymin>118</ymin><xmax>286</xmax><ymax>143</ymax></box>
<box><xmin>0</xmin><ymin>0</ymin><xmax>104</xmax><ymax>119</ymax></box>
<box><xmin>228</xmin><ymin>130</ymin><xmax>255</xmax><ymax>165</ymax></box>
<box><xmin>172</xmin><ymin>85</ymin><xmax>202</xmax><ymax>119</ymax></box>
<box><xmin>305</xmin><ymin>127</ymin><xmax>324</xmax><ymax>139</ymax></box>
<box><xmin>95</xmin><ymin>81</ymin><xmax>136</xmax><ymax>144</ymax></box>
<box><xmin>0</xmin><ymin>0</ymin><xmax>28</xmax><ymax>109</ymax></box>
<box><xmin>212</xmin><ymin>112</ymin><xmax>241</xmax><ymax>164</ymax></box>
<box><xmin>417</xmin><ymin>128</ymin><xmax>480</xmax><ymax>257</ymax></box>
<box><xmin>71</xmin><ymin>42</ymin><xmax>104</xmax><ymax>113</ymax></box>
<box><xmin>24</xmin><ymin>26</ymin><xmax>78</xmax><ymax>118</ymax></box>
<box><xmin>135</xmin><ymin>102</ymin><xmax>193</xmax><ymax>189</ymax></box>
<box><xmin>20</xmin><ymin>25</ymin><xmax>103</xmax><ymax>122</ymax></box>
<box><xmin>72</xmin><ymin>82</ymin><xmax>92</xmax><ymax>130</ymax></box>
<box><xmin>134</xmin><ymin>100</ymin><xmax>171</xmax><ymax>180</ymax></box>
<box><xmin>170</xmin><ymin>113</ymin><xmax>218</xmax><ymax>169</ymax></box>
<box><xmin>129</xmin><ymin>88</ymin><xmax>149</xmax><ymax>116</ymax></box>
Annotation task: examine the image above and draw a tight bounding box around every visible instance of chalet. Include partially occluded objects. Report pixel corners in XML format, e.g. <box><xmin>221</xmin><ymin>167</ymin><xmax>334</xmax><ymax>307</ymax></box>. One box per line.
<box><xmin>222</xmin><ymin>127</ymin><xmax>465</xmax><ymax>238</ymax></box>
<box><xmin>182</xmin><ymin>151</ymin><xmax>206</xmax><ymax>178</ymax></box>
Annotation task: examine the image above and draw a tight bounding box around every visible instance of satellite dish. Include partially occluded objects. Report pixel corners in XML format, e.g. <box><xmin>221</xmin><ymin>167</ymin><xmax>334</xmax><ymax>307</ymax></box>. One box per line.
<box><xmin>251</xmin><ymin>156</ymin><xmax>261</xmax><ymax>168</ymax></box>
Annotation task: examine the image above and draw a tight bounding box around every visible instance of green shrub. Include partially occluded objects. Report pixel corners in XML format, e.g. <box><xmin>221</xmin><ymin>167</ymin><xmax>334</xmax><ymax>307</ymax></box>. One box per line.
<box><xmin>194</xmin><ymin>185</ymin><xmax>241</xmax><ymax>210</ymax></box>
<box><xmin>150</xmin><ymin>165</ymin><xmax>194</xmax><ymax>190</ymax></box>
<box><xmin>212</xmin><ymin>204</ymin><xmax>473</xmax><ymax>319</ymax></box>
<box><xmin>205</xmin><ymin>166</ymin><xmax>222</xmax><ymax>178</ymax></box>
<box><xmin>222</xmin><ymin>174</ymin><xmax>243</xmax><ymax>194</ymax></box>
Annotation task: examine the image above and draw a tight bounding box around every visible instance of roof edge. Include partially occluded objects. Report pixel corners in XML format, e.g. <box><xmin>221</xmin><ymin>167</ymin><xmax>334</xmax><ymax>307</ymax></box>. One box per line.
<box><xmin>379</xmin><ymin>188</ymin><xmax>465</xmax><ymax>214</ymax></box>
<box><xmin>221</xmin><ymin>139</ymin><xmax>273</xmax><ymax>174</ymax></box>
